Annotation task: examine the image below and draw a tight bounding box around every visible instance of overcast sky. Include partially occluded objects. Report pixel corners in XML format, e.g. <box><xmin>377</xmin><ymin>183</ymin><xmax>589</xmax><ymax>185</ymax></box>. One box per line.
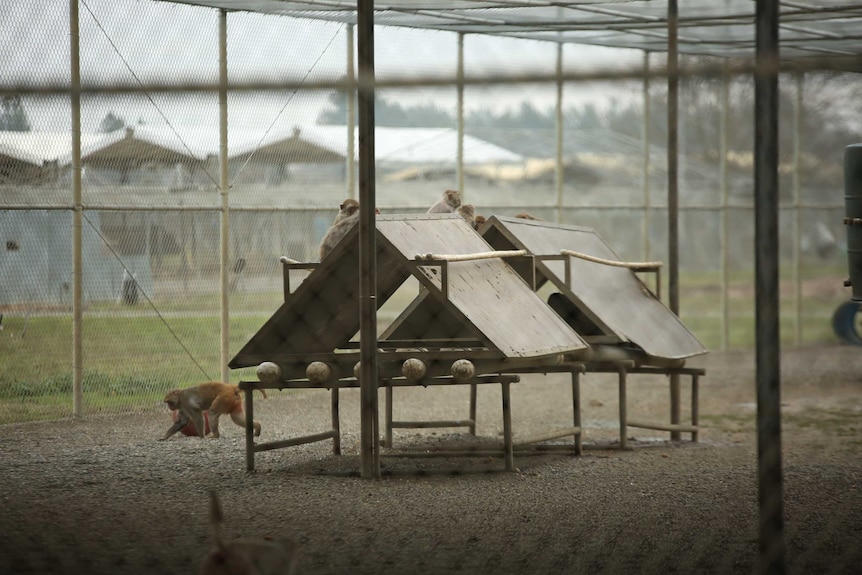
<box><xmin>2</xmin><ymin>0</ymin><xmax>642</xmax><ymax>133</ymax></box>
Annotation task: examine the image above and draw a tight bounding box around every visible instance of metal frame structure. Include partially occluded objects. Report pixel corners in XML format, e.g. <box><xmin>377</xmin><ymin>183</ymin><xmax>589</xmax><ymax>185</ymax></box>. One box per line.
<box><xmin>8</xmin><ymin>1</ymin><xmax>856</xmax><ymax>569</ymax></box>
<box><xmin>166</xmin><ymin>1</ymin><xmax>862</xmax><ymax>61</ymax></box>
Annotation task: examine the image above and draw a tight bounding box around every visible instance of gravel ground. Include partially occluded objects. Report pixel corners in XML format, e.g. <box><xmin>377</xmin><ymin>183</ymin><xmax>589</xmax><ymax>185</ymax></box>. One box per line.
<box><xmin>1</xmin><ymin>344</ymin><xmax>860</xmax><ymax>575</ymax></box>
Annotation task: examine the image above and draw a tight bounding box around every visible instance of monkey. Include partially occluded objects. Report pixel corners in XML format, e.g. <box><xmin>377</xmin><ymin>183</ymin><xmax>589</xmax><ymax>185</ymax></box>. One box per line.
<box><xmin>318</xmin><ymin>199</ymin><xmax>360</xmax><ymax>261</ymax></box>
<box><xmin>474</xmin><ymin>214</ymin><xmax>487</xmax><ymax>230</ymax></box>
<box><xmin>515</xmin><ymin>212</ymin><xmax>542</xmax><ymax>221</ymax></box>
<box><xmin>457</xmin><ymin>204</ymin><xmax>476</xmax><ymax>228</ymax></box>
<box><xmin>199</xmin><ymin>489</ymin><xmax>300</xmax><ymax>575</ymax></box>
<box><xmin>318</xmin><ymin>199</ymin><xmax>381</xmax><ymax>261</ymax></box>
<box><xmin>426</xmin><ymin>189</ymin><xmax>462</xmax><ymax>214</ymax></box>
<box><xmin>161</xmin><ymin>382</ymin><xmax>261</xmax><ymax>440</ymax></box>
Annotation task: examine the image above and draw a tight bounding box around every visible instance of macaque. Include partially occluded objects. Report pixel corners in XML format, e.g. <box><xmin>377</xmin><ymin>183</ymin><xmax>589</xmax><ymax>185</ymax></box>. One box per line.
<box><xmin>515</xmin><ymin>212</ymin><xmax>542</xmax><ymax>221</ymax></box>
<box><xmin>161</xmin><ymin>382</ymin><xmax>261</xmax><ymax>440</ymax></box>
<box><xmin>199</xmin><ymin>490</ymin><xmax>300</xmax><ymax>575</ymax></box>
<box><xmin>426</xmin><ymin>189</ymin><xmax>462</xmax><ymax>214</ymax></box>
<box><xmin>474</xmin><ymin>214</ymin><xmax>487</xmax><ymax>230</ymax></box>
<box><xmin>457</xmin><ymin>204</ymin><xmax>476</xmax><ymax>228</ymax></box>
<box><xmin>318</xmin><ymin>199</ymin><xmax>360</xmax><ymax>261</ymax></box>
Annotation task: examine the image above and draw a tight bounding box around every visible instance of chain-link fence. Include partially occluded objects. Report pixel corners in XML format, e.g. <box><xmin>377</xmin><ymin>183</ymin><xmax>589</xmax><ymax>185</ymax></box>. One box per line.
<box><xmin>1</xmin><ymin>2</ymin><xmax>860</xmax><ymax>572</ymax></box>
<box><xmin>1</xmin><ymin>0</ymin><xmax>854</xmax><ymax>421</ymax></box>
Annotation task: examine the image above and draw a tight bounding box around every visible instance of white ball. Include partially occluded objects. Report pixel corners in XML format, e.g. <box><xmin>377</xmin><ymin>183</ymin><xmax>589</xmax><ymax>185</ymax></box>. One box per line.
<box><xmin>256</xmin><ymin>361</ymin><xmax>282</xmax><ymax>385</ymax></box>
<box><xmin>451</xmin><ymin>359</ymin><xmax>475</xmax><ymax>382</ymax></box>
<box><xmin>402</xmin><ymin>358</ymin><xmax>427</xmax><ymax>381</ymax></box>
<box><xmin>306</xmin><ymin>362</ymin><xmax>332</xmax><ymax>384</ymax></box>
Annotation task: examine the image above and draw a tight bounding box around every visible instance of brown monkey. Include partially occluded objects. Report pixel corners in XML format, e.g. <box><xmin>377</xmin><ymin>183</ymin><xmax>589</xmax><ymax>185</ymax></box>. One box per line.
<box><xmin>426</xmin><ymin>189</ymin><xmax>462</xmax><ymax>213</ymax></box>
<box><xmin>515</xmin><ymin>212</ymin><xmax>542</xmax><ymax>221</ymax></box>
<box><xmin>161</xmin><ymin>382</ymin><xmax>261</xmax><ymax>440</ymax></box>
<box><xmin>474</xmin><ymin>214</ymin><xmax>487</xmax><ymax>230</ymax></box>
<box><xmin>318</xmin><ymin>199</ymin><xmax>360</xmax><ymax>261</ymax></box>
<box><xmin>200</xmin><ymin>489</ymin><xmax>300</xmax><ymax>575</ymax></box>
<box><xmin>457</xmin><ymin>204</ymin><xmax>476</xmax><ymax>228</ymax></box>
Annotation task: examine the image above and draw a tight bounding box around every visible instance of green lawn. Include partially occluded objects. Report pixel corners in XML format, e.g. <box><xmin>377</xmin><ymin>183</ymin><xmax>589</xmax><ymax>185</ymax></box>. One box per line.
<box><xmin>0</xmin><ymin>265</ymin><xmax>852</xmax><ymax>424</ymax></box>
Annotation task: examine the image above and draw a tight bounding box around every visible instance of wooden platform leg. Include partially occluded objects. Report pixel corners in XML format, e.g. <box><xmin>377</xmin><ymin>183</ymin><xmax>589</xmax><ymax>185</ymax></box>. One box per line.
<box><xmin>469</xmin><ymin>383</ymin><xmax>478</xmax><ymax>436</ymax></box>
<box><xmin>331</xmin><ymin>387</ymin><xmax>341</xmax><ymax>455</ymax></box>
<box><xmin>691</xmin><ymin>374</ymin><xmax>700</xmax><ymax>442</ymax></box>
<box><xmin>572</xmin><ymin>368</ymin><xmax>582</xmax><ymax>456</ymax></box>
<box><xmin>618</xmin><ymin>366</ymin><xmax>628</xmax><ymax>450</ymax></box>
<box><xmin>245</xmin><ymin>383</ymin><xmax>255</xmax><ymax>472</ymax></box>
<box><xmin>501</xmin><ymin>380</ymin><xmax>514</xmax><ymax>471</ymax></box>
<box><xmin>385</xmin><ymin>385</ymin><xmax>393</xmax><ymax>448</ymax></box>
<box><xmin>670</xmin><ymin>372</ymin><xmax>681</xmax><ymax>441</ymax></box>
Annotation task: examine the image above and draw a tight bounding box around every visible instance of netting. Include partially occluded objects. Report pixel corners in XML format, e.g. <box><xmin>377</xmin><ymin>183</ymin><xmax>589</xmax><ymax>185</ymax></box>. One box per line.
<box><xmin>2</xmin><ymin>1</ymin><xmax>861</xmax><ymax>574</ymax></box>
<box><xmin>0</xmin><ymin>0</ymin><xmax>853</xmax><ymax>420</ymax></box>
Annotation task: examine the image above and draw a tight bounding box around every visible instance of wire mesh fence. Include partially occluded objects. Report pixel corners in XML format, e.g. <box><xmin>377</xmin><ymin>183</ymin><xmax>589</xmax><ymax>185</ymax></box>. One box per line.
<box><xmin>0</xmin><ymin>0</ymin><xmax>854</xmax><ymax>420</ymax></box>
<box><xmin>1</xmin><ymin>2</ymin><xmax>860</xmax><ymax>572</ymax></box>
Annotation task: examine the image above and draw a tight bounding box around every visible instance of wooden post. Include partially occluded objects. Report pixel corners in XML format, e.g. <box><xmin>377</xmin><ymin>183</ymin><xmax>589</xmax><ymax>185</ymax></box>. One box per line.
<box><xmin>618</xmin><ymin>366</ymin><xmax>628</xmax><ymax>450</ymax></box>
<box><xmin>357</xmin><ymin>0</ymin><xmax>380</xmax><ymax>479</ymax></box>
<box><xmin>331</xmin><ymin>387</ymin><xmax>341</xmax><ymax>455</ymax></box>
<box><xmin>69</xmin><ymin>0</ymin><xmax>83</xmax><ymax>418</ymax></box>
<box><xmin>218</xmin><ymin>9</ymin><xmax>231</xmax><ymax>386</ymax></box>
<box><xmin>385</xmin><ymin>385</ymin><xmax>393</xmax><ymax>447</ymax></box>
<box><xmin>469</xmin><ymin>383</ymin><xmax>477</xmax><ymax>436</ymax></box>
<box><xmin>667</xmin><ymin>0</ymin><xmax>682</xmax><ymax>442</ymax></box>
<box><xmin>245</xmin><ymin>383</ymin><xmax>255</xmax><ymax>472</ymax></box>
<box><xmin>572</xmin><ymin>368</ymin><xmax>582</xmax><ymax>456</ymax></box>
<box><xmin>691</xmin><ymin>374</ymin><xmax>699</xmax><ymax>443</ymax></box>
<box><xmin>501</xmin><ymin>381</ymin><xmax>514</xmax><ymax>471</ymax></box>
<box><xmin>754</xmin><ymin>0</ymin><xmax>786</xmax><ymax>571</ymax></box>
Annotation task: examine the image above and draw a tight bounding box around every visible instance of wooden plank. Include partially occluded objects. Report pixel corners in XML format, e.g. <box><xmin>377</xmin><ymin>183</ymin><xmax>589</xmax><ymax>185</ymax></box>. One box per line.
<box><xmin>230</xmin><ymin>226</ymin><xmax>411</xmax><ymax>367</ymax></box>
<box><xmin>377</xmin><ymin>216</ymin><xmax>589</xmax><ymax>359</ymax></box>
<box><xmin>232</xmin><ymin>215</ymin><xmax>589</xmax><ymax>369</ymax></box>
<box><xmin>390</xmin><ymin>419</ymin><xmax>474</xmax><ymax>429</ymax></box>
<box><xmin>627</xmin><ymin>419</ymin><xmax>699</xmax><ymax>433</ymax></box>
<box><xmin>484</xmin><ymin>216</ymin><xmax>707</xmax><ymax>360</ymax></box>
<box><xmin>253</xmin><ymin>431</ymin><xmax>337</xmax><ymax>452</ymax></box>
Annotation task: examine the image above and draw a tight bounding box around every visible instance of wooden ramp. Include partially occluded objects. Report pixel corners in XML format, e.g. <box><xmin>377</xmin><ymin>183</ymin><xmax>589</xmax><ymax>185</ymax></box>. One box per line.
<box><xmin>230</xmin><ymin>214</ymin><xmax>589</xmax><ymax>373</ymax></box>
<box><xmin>481</xmin><ymin>216</ymin><xmax>706</xmax><ymax>361</ymax></box>
<box><xmin>376</xmin><ymin>215</ymin><xmax>588</xmax><ymax>359</ymax></box>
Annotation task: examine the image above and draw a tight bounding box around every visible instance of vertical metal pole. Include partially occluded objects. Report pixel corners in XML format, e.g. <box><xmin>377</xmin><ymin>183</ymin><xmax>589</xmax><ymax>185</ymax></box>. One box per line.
<box><xmin>667</xmin><ymin>0</ymin><xmax>681</xmax><ymax>440</ymax></box>
<box><xmin>357</xmin><ymin>0</ymin><xmax>380</xmax><ymax>479</ymax></box>
<box><xmin>70</xmin><ymin>0</ymin><xmax>83</xmax><ymax>418</ymax></box>
<box><xmin>755</xmin><ymin>1</ymin><xmax>786</xmax><ymax>572</ymax></box>
<box><xmin>720</xmin><ymin>62</ymin><xmax>730</xmax><ymax>351</ymax></box>
<box><xmin>642</xmin><ymin>51</ymin><xmax>651</xmax><ymax>262</ymax></box>
<box><xmin>456</xmin><ymin>32</ymin><xmax>465</xmax><ymax>195</ymax></box>
<box><xmin>218</xmin><ymin>10</ymin><xmax>230</xmax><ymax>385</ymax></box>
<box><xmin>346</xmin><ymin>24</ymin><xmax>356</xmax><ymax>200</ymax></box>
<box><xmin>792</xmin><ymin>72</ymin><xmax>803</xmax><ymax>345</ymax></box>
<box><xmin>555</xmin><ymin>42</ymin><xmax>564</xmax><ymax>224</ymax></box>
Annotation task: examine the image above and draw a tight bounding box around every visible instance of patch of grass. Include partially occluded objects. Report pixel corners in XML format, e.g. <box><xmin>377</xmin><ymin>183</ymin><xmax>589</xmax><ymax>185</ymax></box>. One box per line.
<box><xmin>700</xmin><ymin>413</ymin><xmax>756</xmax><ymax>433</ymax></box>
<box><xmin>783</xmin><ymin>408</ymin><xmax>861</xmax><ymax>436</ymax></box>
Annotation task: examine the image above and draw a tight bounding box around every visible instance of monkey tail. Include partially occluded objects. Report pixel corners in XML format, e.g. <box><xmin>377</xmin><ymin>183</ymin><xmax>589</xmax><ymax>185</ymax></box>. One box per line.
<box><xmin>208</xmin><ymin>489</ymin><xmax>227</xmax><ymax>552</ymax></box>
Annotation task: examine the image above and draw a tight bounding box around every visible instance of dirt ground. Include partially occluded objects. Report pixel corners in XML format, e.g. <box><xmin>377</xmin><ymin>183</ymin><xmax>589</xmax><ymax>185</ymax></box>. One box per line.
<box><xmin>0</xmin><ymin>344</ymin><xmax>860</xmax><ymax>574</ymax></box>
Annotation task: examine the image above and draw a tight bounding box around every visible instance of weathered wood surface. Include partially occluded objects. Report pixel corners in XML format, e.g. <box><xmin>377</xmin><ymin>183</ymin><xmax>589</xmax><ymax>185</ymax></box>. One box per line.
<box><xmin>231</xmin><ymin>214</ymin><xmax>588</xmax><ymax>369</ymax></box>
<box><xmin>482</xmin><ymin>216</ymin><xmax>707</xmax><ymax>360</ymax></box>
<box><xmin>377</xmin><ymin>215</ymin><xmax>589</xmax><ymax>359</ymax></box>
<box><xmin>230</xmin><ymin>222</ymin><xmax>410</xmax><ymax>367</ymax></box>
